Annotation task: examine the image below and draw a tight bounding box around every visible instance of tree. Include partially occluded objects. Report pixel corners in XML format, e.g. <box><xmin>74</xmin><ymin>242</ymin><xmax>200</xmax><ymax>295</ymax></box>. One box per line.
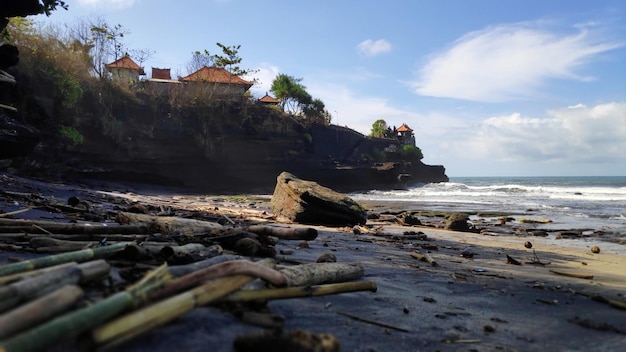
<box><xmin>370</xmin><ymin>119</ymin><xmax>388</xmax><ymax>138</ymax></box>
<box><xmin>270</xmin><ymin>74</ymin><xmax>311</xmax><ymax>114</ymax></box>
<box><xmin>187</xmin><ymin>49</ymin><xmax>214</xmax><ymax>73</ymax></box>
<box><xmin>302</xmin><ymin>98</ymin><xmax>331</xmax><ymax>126</ymax></box>
<box><xmin>212</xmin><ymin>42</ymin><xmax>257</xmax><ymax>77</ymax></box>
<box><xmin>130</xmin><ymin>48</ymin><xmax>156</xmax><ymax>68</ymax></box>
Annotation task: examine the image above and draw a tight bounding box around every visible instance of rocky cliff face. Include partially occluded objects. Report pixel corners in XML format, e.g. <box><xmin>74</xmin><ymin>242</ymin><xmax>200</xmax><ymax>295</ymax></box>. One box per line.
<box><xmin>3</xmin><ymin>72</ymin><xmax>447</xmax><ymax>194</ymax></box>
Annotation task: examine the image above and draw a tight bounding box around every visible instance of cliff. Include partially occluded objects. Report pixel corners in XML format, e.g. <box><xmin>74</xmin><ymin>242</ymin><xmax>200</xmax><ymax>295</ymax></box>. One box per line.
<box><xmin>1</xmin><ymin>53</ymin><xmax>447</xmax><ymax>194</ymax></box>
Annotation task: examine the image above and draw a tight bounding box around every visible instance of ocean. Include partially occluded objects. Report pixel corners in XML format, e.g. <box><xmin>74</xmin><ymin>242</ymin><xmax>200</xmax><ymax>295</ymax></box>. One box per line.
<box><xmin>351</xmin><ymin>176</ymin><xmax>626</xmax><ymax>236</ymax></box>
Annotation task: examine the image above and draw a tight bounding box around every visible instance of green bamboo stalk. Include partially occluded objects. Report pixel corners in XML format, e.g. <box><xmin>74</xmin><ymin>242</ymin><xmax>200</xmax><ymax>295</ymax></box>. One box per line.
<box><xmin>0</xmin><ymin>242</ymin><xmax>131</xmax><ymax>277</ymax></box>
<box><xmin>0</xmin><ymin>264</ymin><xmax>171</xmax><ymax>352</ymax></box>
<box><xmin>0</xmin><ymin>285</ymin><xmax>84</xmax><ymax>340</ymax></box>
<box><xmin>92</xmin><ymin>258</ymin><xmax>275</xmax><ymax>349</ymax></box>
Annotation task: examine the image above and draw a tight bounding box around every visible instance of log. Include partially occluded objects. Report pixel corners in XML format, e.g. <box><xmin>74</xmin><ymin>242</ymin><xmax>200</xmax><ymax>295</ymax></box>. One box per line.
<box><xmin>278</xmin><ymin>262</ymin><xmax>365</xmax><ymax>287</ymax></box>
<box><xmin>92</xmin><ymin>258</ymin><xmax>275</xmax><ymax>349</ymax></box>
<box><xmin>223</xmin><ymin>281</ymin><xmax>378</xmax><ymax>302</ymax></box>
<box><xmin>116</xmin><ymin>212</ymin><xmax>223</xmax><ymax>236</ymax></box>
<box><xmin>0</xmin><ymin>242</ymin><xmax>129</xmax><ymax>277</ymax></box>
<box><xmin>0</xmin><ymin>285</ymin><xmax>84</xmax><ymax>340</ymax></box>
<box><xmin>246</xmin><ymin>225</ymin><xmax>318</xmax><ymax>241</ymax></box>
<box><xmin>0</xmin><ymin>265</ymin><xmax>171</xmax><ymax>352</ymax></box>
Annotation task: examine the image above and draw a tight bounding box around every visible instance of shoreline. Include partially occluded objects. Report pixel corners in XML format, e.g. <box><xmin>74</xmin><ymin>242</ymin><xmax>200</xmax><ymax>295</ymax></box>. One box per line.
<box><xmin>1</xmin><ymin>173</ymin><xmax>626</xmax><ymax>351</ymax></box>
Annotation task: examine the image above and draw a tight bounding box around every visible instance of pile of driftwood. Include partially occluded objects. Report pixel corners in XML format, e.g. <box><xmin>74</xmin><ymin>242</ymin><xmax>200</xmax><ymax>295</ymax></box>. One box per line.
<box><xmin>0</xmin><ymin>203</ymin><xmax>376</xmax><ymax>351</ymax></box>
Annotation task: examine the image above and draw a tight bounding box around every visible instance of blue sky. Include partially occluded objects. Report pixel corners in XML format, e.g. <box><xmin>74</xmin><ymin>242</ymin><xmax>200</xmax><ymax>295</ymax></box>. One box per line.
<box><xmin>36</xmin><ymin>0</ymin><xmax>626</xmax><ymax>177</ymax></box>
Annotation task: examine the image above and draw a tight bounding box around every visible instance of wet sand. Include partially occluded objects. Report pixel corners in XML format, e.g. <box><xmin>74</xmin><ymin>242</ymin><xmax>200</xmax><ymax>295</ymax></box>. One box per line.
<box><xmin>1</xmin><ymin>174</ymin><xmax>625</xmax><ymax>351</ymax></box>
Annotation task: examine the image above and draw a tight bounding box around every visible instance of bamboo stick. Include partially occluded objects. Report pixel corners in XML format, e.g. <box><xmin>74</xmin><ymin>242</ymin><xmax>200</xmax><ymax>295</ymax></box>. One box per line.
<box><xmin>0</xmin><ymin>207</ymin><xmax>33</xmax><ymax>218</ymax></box>
<box><xmin>166</xmin><ymin>254</ymin><xmax>240</xmax><ymax>277</ymax></box>
<box><xmin>0</xmin><ymin>224</ymin><xmax>149</xmax><ymax>235</ymax></box>
<box><xmin>0</xmin><ymin>262</ymin><xmax>77</xmax><ymax>287</ymax></box>
<box><xmin>0</xmin><ymin>260</ymin><xmax>110</xmax><ymax>313</ymax></box>
<box><xmin>92</xmin><ymin>258</ymin><xmax>275</xmax><ymax>349</ymax></box>
<box><xmin>246</xmin><ymin>225</ymin><xmax>318</xmax><ymax>241</ymax></box>
<box><xmin>278</xmin><ymin>262</ymin><xmax>365</xmax><ymax>287</ymax></box>
<box><xmin>151</xmin><ymin>259</ymin><xmax>285</xmax><ymax>300</ymax></box>
<box><xmin>30</xmin><ymin>237</ymin><xmax>98</xmax><ymax>251</ymax></box>
<box><xmin>0</xmin><ymin>265</ymin><xmax>171</xmax><ymax>352</ymax></box>
<box><xmin>223</xmin><ymin>280</ymin><xmax>378</xmax><ymax>302</ymax></box>
<box><xmin>0</xmin><ymin>241</ymin><xmax>130</xmax><ymax>277</ymax></box>
<box><xmin>0</xmin><ymin>285</ymin><xmax>84</xmax><ymax>340</ymax></box>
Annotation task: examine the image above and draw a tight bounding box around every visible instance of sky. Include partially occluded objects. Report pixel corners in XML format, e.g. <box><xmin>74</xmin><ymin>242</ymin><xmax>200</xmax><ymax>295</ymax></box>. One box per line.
<box><xmin>35</xmin><ymin>0</ymin><xmax>626</xmax><ymax>177</ymax></box>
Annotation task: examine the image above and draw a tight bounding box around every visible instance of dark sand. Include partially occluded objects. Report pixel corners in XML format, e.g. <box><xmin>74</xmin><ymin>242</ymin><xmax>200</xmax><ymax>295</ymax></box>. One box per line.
<box><xmin>1</xmin><ymin>174</ymin><xmax>625</xmax><ymax>351</ymax></box>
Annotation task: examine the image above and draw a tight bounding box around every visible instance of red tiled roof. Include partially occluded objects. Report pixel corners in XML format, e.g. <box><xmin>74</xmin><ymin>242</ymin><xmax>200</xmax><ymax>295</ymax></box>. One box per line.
<box><xmin>397</xmin><ymin>123</ymin><xmax>413</xmax><ymax>132</ymax></box>
<box><xmin>180</xmin><ymin>66</ymin><xmax>253</xmax><ymax>87</ymax></box>
<box><xmin>151</xmin><ymin>67</ymin><xmax>171</xmax><ymax>80</ymax></box>
<box><xmin>259</xmin><ymin>93</ymin><xmax>280</xmax><ymax>104</ymax></box>
<box><xmin>105</xmin><ymin>55</ymin><xmax>142</xmax><ymax>70</ymax></box>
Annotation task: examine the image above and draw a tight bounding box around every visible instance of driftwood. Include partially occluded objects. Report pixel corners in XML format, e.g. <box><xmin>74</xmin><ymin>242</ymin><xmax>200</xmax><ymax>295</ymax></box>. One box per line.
<box><xmin>0</xmin><ymin>265</ymin><xmax>171</xmax><ymax>352</ymax></box>
<box><xmin>0</xmin><ymin>260</ymin><xmax>110</xmax><ymax>313</ymax></box>
<box><xmin>91</xmin><ymin>258</ymin><xmax>276</xmax><ymax>349</ymax></box>
<box><xmin>0</xmin><ymin>285</ymin><xmax>84</xmax><ymax>340</ymax></box>
<box><xmin>0</xmin><ymin>219</ymin><xmax>149</xmax><ymax>235</ymax></box>
<box><xmin>160</xmin><ymin>243</ymin><xmax>223</xmax><ymax>263</ymax></box>
<box><xmin>223</xmin><ymin>281</ymin><xmax>377</xmax><ymax>302</ymax></box>
<box><xmin>0</xmin><ymin>242</ymin><xmax>130</xmax><ymax>277</ymax></box>
<box><xmin>151</xmin><ymin>259</ymin><xmax>286</xmax><ymax>300</ymax></box>
<box><xmin>279</xmin><ymin>262</ymin><xmax>365</xmax><ymax>287</ymax></box>
<box><xmin>233</xmin><ymin>329</ymin><xmax>340</xmax><ymax>352</ymax></box>
<box><xmin>410</xmin><ymin>252</ymin><xmax>437</xmax><ymax>266</ymax></box>
<box><xmin>549</xmin><ymin>269</ymin><xmax>594</xmax><ymax>280</ymax></box>
<box><xmin>246</xmin><ymin>225</ymin><xmax>318</xmax><ymax>241</ymax></box>
<box><xmin>166</xmin><ymin>254</ymin><xmax>241</xmax><ymax>277</ymax></box>
<box><xmin>116</xmin><ymin>212</ymin><xmax>223</xmax><ymax>236</ymax></box>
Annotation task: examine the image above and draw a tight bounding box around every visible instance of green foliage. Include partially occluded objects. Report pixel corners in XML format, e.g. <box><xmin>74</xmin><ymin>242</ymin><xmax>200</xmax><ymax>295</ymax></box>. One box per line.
<box><xmin>304</xmin><ymin>133</ymin><xmax>313</xmax><ymax>143</ymax></box>
<box><xmin>270</xmin><ymin>74</ymin><xmax>330</xmax><ymax>125</ymax></box>
<box><xmin>369</xmin><ymin>119</ymin><xmax>388</xmax><ymax>138</ymax></box>
<box><xmin>401</xmin><ymin>144</ymin><xmax>424</xmax><ymax>160</ymax></box>
<box><xmin>59</xmin><ymin>125</ymin><xmax>84</xmax><ymax>145</ymax></box>
<box><xmin>51</xmin><ymin>69</ymin><xmax>83</xmax><ymax>108</ymax></box>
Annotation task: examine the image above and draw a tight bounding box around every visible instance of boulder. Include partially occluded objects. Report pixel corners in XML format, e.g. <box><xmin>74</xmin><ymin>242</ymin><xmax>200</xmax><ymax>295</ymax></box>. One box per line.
<box><xmin>445</xmin><ymin>213</ymin><xmax>470</xmax><ymax>231</ymax></box>
<box><xmin>270</xmin><ymin>172</ymin><xmax>367</xmax><ymax>226</ymax></box>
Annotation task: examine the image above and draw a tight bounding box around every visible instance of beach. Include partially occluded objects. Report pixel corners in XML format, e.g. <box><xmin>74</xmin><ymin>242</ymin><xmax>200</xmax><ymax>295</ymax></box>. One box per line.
<box><xmin>1</xmin><ymin>174</ymin><xmax>625</xmax><ymax>351</ymax></box>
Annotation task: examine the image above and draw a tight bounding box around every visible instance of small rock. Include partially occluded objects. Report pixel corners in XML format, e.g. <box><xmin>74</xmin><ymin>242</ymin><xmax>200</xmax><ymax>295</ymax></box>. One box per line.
<box><xmin>484</xmin><ymin>325</ymin><xmax>496</xmax><ymax>333</ymax></box>
<box><xmin>524</xmin><ymin>241</ymin><xmax>533</xmax><ymax>249</ymax></box>
<box><xmin>317</xmin><ymin>253</ymin><xmax>337</xmax><ymax>263</ymax></box>
<box><xmin>460</xmin><ymin>248</ymin><xmax>474</xmax><ymax>258</ymax></box>
<box><xmin>591</xmin><ymin>246</ymin><xmax>600</xmax><ymax>254</ymax></box>
<box><xmin>297</xmin><ymin>240</ymin><xmax>310</xmax><ymax>249</ymax></box>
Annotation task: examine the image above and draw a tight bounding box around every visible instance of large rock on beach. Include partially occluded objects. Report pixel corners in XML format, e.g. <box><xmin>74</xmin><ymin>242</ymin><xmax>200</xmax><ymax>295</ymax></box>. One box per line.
<box><xmin>445</xmin><ymin>213</ymin><xmax>471</xmax><ymax>231</ymax></box>
<box><xmin>270</xmin><ymin>171</ymin><xmax>367</xmax><ymax>226</ymax></box>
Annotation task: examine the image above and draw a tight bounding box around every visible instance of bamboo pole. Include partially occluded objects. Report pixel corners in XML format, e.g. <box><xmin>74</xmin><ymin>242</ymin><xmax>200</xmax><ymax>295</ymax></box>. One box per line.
<box><xmin>166</xmin><ymin>254</ymin><xmax>240</xmax><ymax>277</ymax></box>
<box><xmin>0</xmin><ymin>285</ymin><xmax>84</xmax><ymax>340</ymax></box>
<box><xmin>246</xmin><ymin>225</ymin><xmax>318</xmax><ymax>241</ymax></box>
<box><xmin>0</xmin><ymin>260</ymin><xmax>110</xmax><ymax>313</ymax></box>
<box><xmin>0</xmin><ymin>265</ymin><xmax>171</xmax><ymax>352</ymax></box>
<box><xmin>151</xmin><ymin>259</ymin><xmax>285</xmax><ymax>300</ymax></box>
<box><xmin>0</xmin><ymin>242</ymin><xmax>130</xmax><ymax>277</ymax></box>
<box><xmin>0</xmin><ymin>262</ymin><xmax>77</xmax><ymax>287</ymax></box>
<box><xmin>0</xmin><ymin>224</ymin><xmax>149</xmax><ymax>235</ymax></box>
<box><xmin>279</xmin><ymin>262</ymin><xmax>364</xmax><ymax>287</ymax></box>
<box><xmin>92</xmin><ymin>258</ymin><xmax>275</xmax><ymax>349</ymax></box>
<box><xmin>222</xmin><ymin>281</ymin><xmax>378</xmax><ymax>302</ymax></box>
<box><xmin>29</xmin><ymin>237</ymin><xmax>98</xmax><ymax>251</ymax></box>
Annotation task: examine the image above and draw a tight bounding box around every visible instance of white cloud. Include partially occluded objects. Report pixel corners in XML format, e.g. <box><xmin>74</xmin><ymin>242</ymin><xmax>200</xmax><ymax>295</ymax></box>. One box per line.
<box><xmin>412</xmin><ymin>22</ymin><xmax>622</xmax><ymax>102</ymax></box>
<box><xmin>77</xmin><ymin>0</ymin><xmax>137</xmax><ymax>8</ymax></box>
<box><xmin>247</xmin><ymin>63</ymin><xmax>280</xmax><ymax>98</ymax></box>
<box><xmin>456</xmin><ymin>102</ymin><xmax>626</xmax><ymax>165</ymax></box>
<box><xmin>357</xmin><ymin>39</ymin><xmax>392</xmax><ymax>57</ymax></box>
